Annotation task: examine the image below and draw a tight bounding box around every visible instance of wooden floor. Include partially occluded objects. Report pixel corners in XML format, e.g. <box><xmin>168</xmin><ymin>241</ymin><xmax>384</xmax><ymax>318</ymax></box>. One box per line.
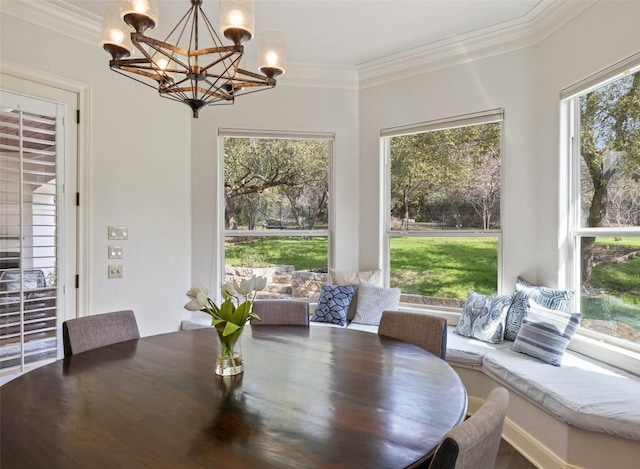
<box><xmin>495</xmin><ymin>439</ymin><xmax>538</xmax><ymax>469</ymax></box>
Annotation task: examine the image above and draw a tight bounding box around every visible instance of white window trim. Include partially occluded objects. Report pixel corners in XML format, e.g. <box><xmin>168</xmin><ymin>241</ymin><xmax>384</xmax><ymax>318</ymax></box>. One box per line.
<box><xmin>381</xmin><ymin>109</ymin><xmax>504</xmax><ymax>310</ymax></box>
<box><xmin>561</xmin><ymin>56</ymin><xmax>640</xmax><ymax>375</ymax></box>
<box><xmin>215</xmin><ymin>129</ymin><xmax>335</xmax><ymax>303</ymax></box>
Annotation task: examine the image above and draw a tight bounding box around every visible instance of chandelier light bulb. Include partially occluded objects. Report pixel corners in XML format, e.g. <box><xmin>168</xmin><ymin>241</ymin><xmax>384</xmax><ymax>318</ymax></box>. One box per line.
<box><xmin>133</xmin><ymin>0</ymin><xmax>151</xmax><ymax>14</ymax></box>
<box><xmin>264</xmin><ymin>51</ymin><xmax>279</xmax><ymax>67</ymax></box>
<box><xmin>156</xmin><ymin>57</ymin><xmax>169</xmax><ymax>70</ymax></box>
<box><xmin>228</xmin><ymin>9</ymin><xmax>245</xmax><ymax>28</ymax></box>
<box><xmin>120</xmin><ymin>0</ymin><xmax>158</xmax><ymax>33</ymax></box>
<box><xmin>258</xmin><ymin>30</ymin><xmax>287</xmax><ymax>78</ymax></box>
<box><xmin>101</xmin><ymin>3</ymin><xmax>134</xmax><ymax>59</ymax></box>
<box><xmin>220</xmin><ymin>0</ymin><xmax>254</xmax><ymax>44</ymax></box>
<box><xmin>110</xmin><ymin>29</ymin><xmax>125</xmax><ymax>45</ymax></box>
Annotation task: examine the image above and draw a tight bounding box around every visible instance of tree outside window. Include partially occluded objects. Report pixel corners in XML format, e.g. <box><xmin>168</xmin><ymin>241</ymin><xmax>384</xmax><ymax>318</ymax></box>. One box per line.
<box><xmin>572</xmin><ymin>69</ymin><xmax>640</xmax><ymax>345</ymax></box>
<box><xmin>385</xmin><ymin>114</ymin><xmax>502</xmax><ymax>307</ymax></box>
<box><xmin>222</xmin><ymin>135</ymin><xmax>331</xmax><ymax>300</ymax></box>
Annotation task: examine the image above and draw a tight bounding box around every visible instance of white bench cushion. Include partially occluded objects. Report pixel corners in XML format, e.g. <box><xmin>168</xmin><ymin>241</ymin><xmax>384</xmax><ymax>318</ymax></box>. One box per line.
<box><xmin>445</xmin><ymin>326</ymin><xmax>511</xmax><ymax>366</ymax></box>
<box><xmin>482</xmin><ymin>347</ymin><xmax>640</xmax><ymax>441</ymax></box>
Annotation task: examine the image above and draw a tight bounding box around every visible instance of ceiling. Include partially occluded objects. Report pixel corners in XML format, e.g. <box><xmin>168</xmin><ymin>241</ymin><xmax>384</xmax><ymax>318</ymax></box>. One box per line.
<box><xmin>65</xmin><ymin>0</ymin><xmax>547</xmax><ymax>66</ymax></box>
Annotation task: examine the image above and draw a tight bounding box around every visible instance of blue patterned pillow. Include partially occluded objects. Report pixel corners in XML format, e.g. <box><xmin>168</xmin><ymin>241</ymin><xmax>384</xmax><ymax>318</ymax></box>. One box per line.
<box><xmin>512</xmin><ymin>300</ymin><xmax>581</xmax><ymax>366</ymax></box>
<box><xmin>455</xmin><ymin>291</ymin><xmax>514</xmax><ymax>344</ymax></box>
<box><xmin>310</xmin><ymin>285</ymin><xmax>356</xmax><ymax>326</ymax></box>
<box><xmin>504</xmin><ymin>276</ymin><xmax>574</xmax><ymax>341</ymax></box>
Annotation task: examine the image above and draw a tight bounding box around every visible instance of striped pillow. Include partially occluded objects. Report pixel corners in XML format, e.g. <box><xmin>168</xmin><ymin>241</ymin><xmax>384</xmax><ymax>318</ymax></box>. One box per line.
<box><xmin>512</xmin><ymin>300</ymin><xmax>581</xmax><ymax>366</ymax></box>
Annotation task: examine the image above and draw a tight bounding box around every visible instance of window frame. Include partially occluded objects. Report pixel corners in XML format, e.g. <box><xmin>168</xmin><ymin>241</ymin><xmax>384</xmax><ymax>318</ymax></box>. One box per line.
<box><xmin>216</xmin><ymin>129</ymin><xmax>335</xmax><ymax>303</ymax></box>
<box><xmin>561</xmin><ymin>54</ymin><xmax>640</xmax><ymax>374</ymax></box>
<box><xmin>381</xmin><ymin>109</ymin><xmax>505</xmax><ymax>310</ymax></box>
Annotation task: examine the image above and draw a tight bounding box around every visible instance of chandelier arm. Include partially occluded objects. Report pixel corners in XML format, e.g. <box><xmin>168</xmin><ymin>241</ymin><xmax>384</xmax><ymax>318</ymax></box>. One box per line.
<box><xmin>199</xmin><ymin>52</ymin><xmax>240</xmax><ymax>78</ymax></box>
<box><xmin>133</xmin><ymin>34</ymin><xmax>239</xmax><ymax>57</ymax></box>
<box><xmin>236</xmin><ymin>68</ymin><xmax>273</xmax><ymax>82</ymax></box>
<box><xmin>162</xmin><ymin>85</ymin><xmax>230</xmax><ymax>101</ymax></box>
<box><xmin>118</xmin><ymin>66</ymin><xmax>165</xmax><ymax>82</ymax></box>
<box><xmin>110</xmin><ymin>66</ymin><xmax>164</xmax><ymax>89</ymax></box>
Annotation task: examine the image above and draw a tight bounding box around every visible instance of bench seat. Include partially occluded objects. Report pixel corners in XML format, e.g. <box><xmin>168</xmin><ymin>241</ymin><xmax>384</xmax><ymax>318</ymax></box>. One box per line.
<box><xmin>482</xmin><ymin>346</ymin><xmax>640</xmax><ymax>442</ymax></box>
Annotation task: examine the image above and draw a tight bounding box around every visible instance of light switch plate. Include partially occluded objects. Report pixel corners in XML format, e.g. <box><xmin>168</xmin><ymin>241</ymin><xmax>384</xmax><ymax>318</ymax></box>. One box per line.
<box><xmin>108</xmin><ymin>226</ymin><xmax>128</xmax><ymax>240</ymax></box>
<box><xmin>108</xmin><ymin>245</ymin><xmax>123</xmax><ymax>259</ymax></box>
<box><xmin>108</xmin><ymin>264</ymin><xmax>123</xmax><ymax>278</ymax></box>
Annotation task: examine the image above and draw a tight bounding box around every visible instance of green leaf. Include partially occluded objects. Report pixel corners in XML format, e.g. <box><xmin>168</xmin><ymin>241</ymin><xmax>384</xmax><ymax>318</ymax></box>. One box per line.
<box><xmin>219</xmin><ymin>298</ymin><xmax>235</xmax><ymax>321</ymax></box>
<box><xmin>222</xmin><ymin>321</ymin><xmax>241</xmax><ymax>337</ymax></box>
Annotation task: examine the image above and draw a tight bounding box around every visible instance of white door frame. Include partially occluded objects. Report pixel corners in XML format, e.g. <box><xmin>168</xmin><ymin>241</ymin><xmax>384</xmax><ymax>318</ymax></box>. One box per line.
<box><xmin>1</xmin><ymin>60</ymin><xmax>91</xmax><ymax>323</ymax></box>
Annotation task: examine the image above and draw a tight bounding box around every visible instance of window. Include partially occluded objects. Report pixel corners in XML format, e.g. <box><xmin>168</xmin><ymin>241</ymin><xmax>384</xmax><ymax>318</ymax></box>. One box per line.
<box><xmin>220</xmin><ymin>130</ymin><xmax>332</xmax><ymax>300</ymax></box>
<box><xmin>564</xmin><ymin>64</ymin><xmax>640</xmax><ymax>363</ymax></box>
<box><xmin>382</xmin><ymin>110</ymin><xmax>503</xmax><ymax>308</ymax></box>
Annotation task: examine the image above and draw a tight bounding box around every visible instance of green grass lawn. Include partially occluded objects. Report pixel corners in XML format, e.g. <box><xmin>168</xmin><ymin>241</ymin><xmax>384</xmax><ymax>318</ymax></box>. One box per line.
<box><xmin>389</xmin><ymin>237</ymin><xmax>498</xmax><ymax>299</ymax></box>
<box><xmin>225</xmin><ymin>236</ymin><xmax>639</xmax><ymax>333</ymax></box>
<box><xmin>585</xmin><ymin>237</ymin><xmax>640</xmax><ymax>331</ymax></box>
<box><xmin>225</xmin><ymin>237</ymin><xmax>328</xmax><ymax>271</ymax></box>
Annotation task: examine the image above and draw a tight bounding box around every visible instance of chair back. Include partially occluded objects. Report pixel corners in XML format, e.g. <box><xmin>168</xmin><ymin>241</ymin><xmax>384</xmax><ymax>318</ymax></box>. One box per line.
<box><xmin>378</xmin><ymin>310</ymin><xmax>447</xmax><ymax>359</ymax></box>
<box><xmin>428</xmin><ymin>387</ymin><xmax>510</xmax><ymax>469</ymax></box>
<box><xmin>63</xmin><ymin>310</ymin><xmax>140</xmax><ymax>357</ymax></box>
<box><xmin>250</xmin><ymin>300</ymin><xmax>309</xmax><ymax>326</ymax></box>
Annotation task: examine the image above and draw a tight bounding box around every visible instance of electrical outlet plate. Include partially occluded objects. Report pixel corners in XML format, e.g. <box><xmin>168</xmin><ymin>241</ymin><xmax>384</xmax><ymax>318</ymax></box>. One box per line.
<box><xmin>108</xmin><ymin>264</ymin><xmax>123</xmax><ymax>278</ymax></box>
<box><xmin>108</xmin><ymin>226</ymin><xmax>128</xmax><ymax>240</ymax></box>
<box><xmin>108</xmin><ymin>245</ymin><xmax>123</xmax><ymax>259</ymax></box>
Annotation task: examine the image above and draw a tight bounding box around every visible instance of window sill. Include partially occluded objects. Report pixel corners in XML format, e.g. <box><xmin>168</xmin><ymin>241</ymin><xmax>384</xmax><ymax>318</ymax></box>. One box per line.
<box><xmin>568</xmin><ymin>333</ymin><xmax>640</xmax><ymax>377</ymax></box>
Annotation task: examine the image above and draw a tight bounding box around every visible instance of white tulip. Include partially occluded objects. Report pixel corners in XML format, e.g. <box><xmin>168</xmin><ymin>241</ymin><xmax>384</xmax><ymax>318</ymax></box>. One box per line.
<box><xmin>254</xmin><ymin>276</ymin><xmax>267</xmax><ymax>291</ymax></box>
<box><xmin>186</xmin><ymin>284</ymin><xmax>208</xmax><ymax>300</ymax></box>
<box><xmin>184</xmin><ymin>299</ymin><xmax>203</xmax><ymax>311</ymax></box>
<box><xmin>221</xmin><ymin>282</ymin><xmax>235</xmax><ymax>300</ymax></box>
<box><xmin>234</xmin><ymin>277</ymin><xmax>255</xmax><ymax>296</ymax></box>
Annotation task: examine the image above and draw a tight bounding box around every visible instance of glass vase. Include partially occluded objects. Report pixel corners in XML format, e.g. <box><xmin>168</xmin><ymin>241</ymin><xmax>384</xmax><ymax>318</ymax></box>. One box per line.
<box><xmin>215</xmin><ymin>328</ymin><xmax>244</xmax><ymax>376</ymax></box>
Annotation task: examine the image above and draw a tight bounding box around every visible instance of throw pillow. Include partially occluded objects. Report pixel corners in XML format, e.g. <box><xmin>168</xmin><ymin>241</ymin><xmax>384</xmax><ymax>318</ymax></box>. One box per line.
<box><xmin>352</xmin><ymin>280</ymin><xmax>401</xmax><ymax>326</ymax></box>
<box><xmin>329</xmin><ymin>268</ymin><xmax>383</xmax><ymax>287</ymax></box>
<box><xmin>329</xmin><ymin>268</ymin><xmax>383</xmax><ymax>322</ymax></box>
<box><xmin>455</xmin><ymin>291</ymin><xmax>514</xmax><ymax>344</ymax></box>
<box><xmin>512</xmin><ymin>300</ymin><xmax>582</xmax><ymax>366</ymax></box>
<box><xmin>310</xmin><ymin>285</ymin><xmax>356</xmax><ymax>327</ymax></box>
<box><xmin>504</xmin><ymin>276</ymin><xmax>574</xmax><ymax>341</ymax></box>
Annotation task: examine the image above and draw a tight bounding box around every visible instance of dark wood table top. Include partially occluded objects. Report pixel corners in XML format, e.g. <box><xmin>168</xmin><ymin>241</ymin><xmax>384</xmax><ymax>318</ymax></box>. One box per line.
<box><xmin>1</xmin><ymin>326</ymin><xmax>467</xmax><ymax>469</ymax></box>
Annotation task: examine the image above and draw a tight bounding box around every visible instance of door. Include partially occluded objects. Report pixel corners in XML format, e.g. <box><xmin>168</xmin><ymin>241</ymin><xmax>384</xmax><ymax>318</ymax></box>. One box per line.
<box><xmin>0</xmin><ymin>75</ymin><xmax>78</xmax><ymax>381</ymax></box>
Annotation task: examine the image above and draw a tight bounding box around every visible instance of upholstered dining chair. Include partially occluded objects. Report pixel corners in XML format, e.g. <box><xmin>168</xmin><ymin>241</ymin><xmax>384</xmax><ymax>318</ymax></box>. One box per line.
<box><xmin>378</xmin><ymin>310</ymin><xmax>448</xmax><ymax>359</ymax></box>
<box><xmin>63</xmin><ymin>310</ymin><xmax>140</xmax><ymax>357</ymax></box>
<box><xmin>428</xmin><ymin>387</ymin><xmax>510</xmax><ymax>469</ymax></box>
<box><xmin>250</xmin><ymin>299</ymin><xmax>310</xmax><ymax>326</ymax></box>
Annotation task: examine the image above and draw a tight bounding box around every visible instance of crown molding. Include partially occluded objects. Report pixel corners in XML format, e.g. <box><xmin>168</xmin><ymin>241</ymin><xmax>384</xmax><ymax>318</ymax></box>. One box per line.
<box><xmin>2</xmin><ymin>0</ymin><xmax>597</xmax><ymax>90</ymax></box>
<box><xmin>358</xmin><ymin>0</ymin><xmax>598</xmax><ymax>88</ymax></box>
<box><xmin>1</xmin><ymin>0</ymin><xmax>102</xmax><ymax>45</ymax></box>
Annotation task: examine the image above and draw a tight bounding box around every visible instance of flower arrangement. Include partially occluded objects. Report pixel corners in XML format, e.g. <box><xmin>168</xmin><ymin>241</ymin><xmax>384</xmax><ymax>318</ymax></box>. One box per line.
<box><xmin>185</xmin><ymin>275</ymin><xmax>267</xmax><ymax>375</ymax></box>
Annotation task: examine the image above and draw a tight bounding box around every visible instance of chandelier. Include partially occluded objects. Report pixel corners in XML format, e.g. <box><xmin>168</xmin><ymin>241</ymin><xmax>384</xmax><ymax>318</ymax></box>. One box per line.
<box><xmin>100</xmin><ymin>0</ymin><xmax>287</xmax><ymax>118</ymax></box>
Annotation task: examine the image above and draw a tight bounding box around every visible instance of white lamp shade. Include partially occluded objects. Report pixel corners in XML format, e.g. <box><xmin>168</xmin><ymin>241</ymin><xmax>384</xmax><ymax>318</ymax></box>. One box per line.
<box><xmin>101</xmin><ymin>4</ymin><xmax>134</xmax><ymax>54</ymax></box>
<box><xmin>259</xmin><ymin>30</ymin><xmax>287</xmax><ymax>76</ymax></box>
<box><xmin>220</xmin><ymin>0</ymin><xmax>255</xmax><ymax>43</ymax></box>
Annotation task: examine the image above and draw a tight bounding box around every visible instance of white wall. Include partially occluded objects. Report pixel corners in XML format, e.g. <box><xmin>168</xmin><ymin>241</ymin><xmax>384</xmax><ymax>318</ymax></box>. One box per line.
<box><xmin>358</xmin><ymin>48</ymin><xmax>539</xmax><ymax>292</ymax></box>
<box><xmin>0</xmin><ymin>14</ymin><xmax>192</xmax><ymax>336</ymax></box>
<box><xmin>190</xmin><ymin>84</ymin><xmax>359</xmax><ymax>294</ymax></box>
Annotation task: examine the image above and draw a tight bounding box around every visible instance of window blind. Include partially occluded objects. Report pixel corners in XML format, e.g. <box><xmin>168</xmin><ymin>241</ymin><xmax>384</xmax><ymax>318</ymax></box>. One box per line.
<box><xmin>0</xmin><ymin>96</ymin><xmax>59</xmax><ymax>375</ymax></box>
<box><xmin>380</xmin><ymin>108</ymin><xmax>504</xmax><ymax>138</ymax></box>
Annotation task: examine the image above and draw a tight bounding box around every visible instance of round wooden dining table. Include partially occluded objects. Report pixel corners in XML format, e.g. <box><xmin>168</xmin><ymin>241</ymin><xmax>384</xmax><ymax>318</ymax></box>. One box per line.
<box><xmin>1</xmin><ymin>325</ymin><xmax>467</xmax><ymax>469</ymax></box>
